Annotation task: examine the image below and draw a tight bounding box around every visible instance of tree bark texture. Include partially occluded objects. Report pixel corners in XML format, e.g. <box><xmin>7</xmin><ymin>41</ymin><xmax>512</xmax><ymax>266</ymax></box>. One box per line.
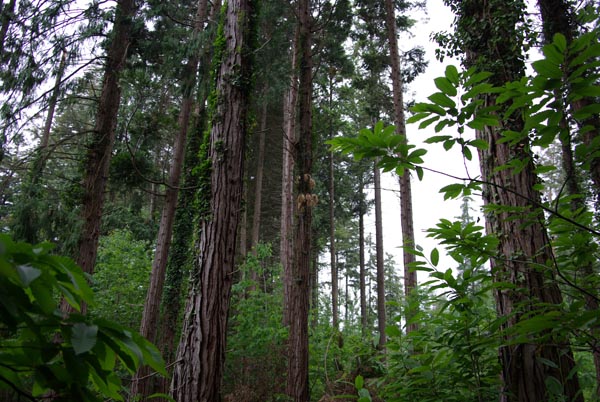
<box><xmin>281</xmin><ymin>29</ymin><xmax>299</xmax><ymax>327</ymax></box>
<box><xmin>536</xmin><ymin>0</ymin><xmax>600</xmax><ymax>394</ymax></box>
<box><xmin>454</xmin><ymin>1</ymin><xmax>582</xmax><ymax>400</ymax></box>
<box><xmin>170</xmin><ymin>0</ymin><xmax>254</xmax><ymax>400</ymax></box>
<box><xmin>286</xmin><ymin>0</ymin><xmax>313</xmax><ymax>399</ymax></box>
<box><xmin>74</xmin><ymin>0</ymin><xmax>136</xmax><ymax>282</ymax></box>
<box><xmin>382</xmin><ymin>0</ymin><xmax>417</xmax><ymax>334</ymax></box>
<box><xmin>358</xmin><ymin>178</ymin><xmax>367</xmax><ymax>334</ymax></box>
<box><xmin>373</xmin><ymin>163</ymin><xmax>386</xmax><ymax>349</ymax></box>
<box><xmin>251</xmin><ymin>94</ymin><xmax>268</xmax><ymax>253</ymax></box>
<box><xmin>130</xmin><ymin>2</ymin><xmax>208</xmax><ymax>398</ymax></box>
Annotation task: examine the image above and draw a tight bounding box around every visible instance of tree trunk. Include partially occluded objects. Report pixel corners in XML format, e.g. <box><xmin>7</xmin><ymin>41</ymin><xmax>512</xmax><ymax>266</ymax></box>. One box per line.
<box><xmin>453</xmin><ymin>1</ymin><xmax>583</xmax><ymax>400</ymax></box>
<box><xmin>286</xmin><ymin>0</ymin><xmax>313</xmax><ymax>399</ymax></box>
<box><xmin>281</xmin><ymin>30</ymin><xmax>299</xmax><ymax>327</ymax></box>
<box><xmin>329</xmin><ymin>158</ymin><xmax>338</xmax><ymax>332</ymax></box>
<box><xmin>251</xmin><ymin>94</ymin><xmax>268</xmax><ymax>253</ymax></box>
<box><xmin>382</xmin><ymin>0</ymin><xmax>417</xmax><ymax>334</ymax></box>
<box><xmin>130</xmin><ymin>2</ymin><xmax>208</xmax><ymax>398</ymax></box>
<box><xmin>72</xmin><ymin>0</ymin><xmax>137</xmax><ymax>291</ymax></box>
<box><xmin>536</xmin><ymin>0</ymin><xmax>600</xmax><ymax>394</ymax></box>
<box><xmin>154</xmin><ymin>106</ymin><xmax>207</xmax><ymax>398</ymax></box>
<box><xmin>373</xmin><ymin>163</ymin><xmax>386</xmax><ymax>350</ymax></box>
<box><xmin>170</xmin><ymin>0</ymin><xmax>254</xmax><ymax>400</ymax></box>
<box><xmin>359</xmin><ymin>177</ymin><xmax>367</xmax><ymax>334</ymax></box>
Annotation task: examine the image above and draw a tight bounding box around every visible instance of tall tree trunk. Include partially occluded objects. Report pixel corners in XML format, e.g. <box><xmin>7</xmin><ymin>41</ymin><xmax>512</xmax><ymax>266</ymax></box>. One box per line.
<box><xmin>310</xmin><ymin>235</ymin><xmax>319</xmax><ymax>328</ymax></box>
<box><xmin>327</xmin><ymin>67</ymin><xmax>339</xmax><ymax>333</ymax></box>
<box><xmin>382</xmin><ymin>0</ymin><xmax>417</xmax><ymax>334</ymax></box>
<box><xmin>251</xmin><ymin>93</ymin><xmax>268</xmax><ymax>253</ymax></box>
<box><xmin>453</xmin><ymin>1</ymin><xmax>582</xmax><ymax>400</ymax></box>
<box><xmin>536</xmin><ymin>0</ymin><xmax>600</xmax><ymax>393</ymax></box>
<box><xmin>359</xmin><ymin>177</ymin><xmax>367</xmax><ymax>334</ymax></box>
<box><xmin>281</xmin><ymin>30</ymin><xmax>299</xmax><ymax>327</ymax></box>
<box><xmin>248</xmin><ymin>93</ymin><xmax>268</xmax><ymax>289</ymax></box>
<box><xmin>373</xmin><ymin>163</ymin><xmax>386</xmax><ymax>350</ymax></box>
<box><xmin>170</xmin><ymin>0</ymin><xmax>254</xmax><ymax>400</ymax></box>
<box><xmin>155</xmin><ymin>105</ymin><xmax>207</xmax><ymax>398</ymax></box>
<box><xmin>130</xmin><ymin>2</ymin><xmax>208</xmax><ymax>398</ymax></box>
<box><xmin>286</xmin><ymin>0</ymin><xmax>313</xmax><ymax>399</ymax></box>
<box><xmin>72</xmin><ymin>0</ymin><xmax>137</xmax><ymax>295</ymax></box>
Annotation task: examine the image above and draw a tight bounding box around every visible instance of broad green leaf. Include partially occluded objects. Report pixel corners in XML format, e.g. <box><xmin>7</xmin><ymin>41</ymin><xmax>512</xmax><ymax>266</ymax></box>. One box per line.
<box><xmin>553</xmin><ymin>33</ymin><xmax>567</xmax><ymax>52</ymax></box>
<box><xmin>425</xmin><ymin>135</ymin><xmax>452</xmax><ymax>144</ymax></box>
<box><xmin>469</xmin><ymin>139</ymin><xmax>489</xmax><ymax>150</ymax></box>
<box><xmin>573</xmin><ymin>103</ymin><xmax>600</xmax><ymax>120</ymax></box>
<box><xmin>430</xmin><ymin>248</ymin><xmax>439</xmax><ymax>267</ymax></box>
<box><xmin>16</xmin><ymin>265</ymin><xmax>41</xmax><ymax>287</ymax></box>
<box><xmin>419</xmin><ymin>115</ymin><xmax>440</xmax><ymax>129</ymax></box>
<box><xmin>355</xmin><ymin>375</ymin><xmax>364</xmax><ymax>390</ymax></box>
<box><xmin>434</xmin><ymin>76</ymin><xmax>457</xmax><ymax>96</ymax></box>
<box><xmin>532</xmin><ymin>59</ymin><xmax>562</xmax><ymax>79</ymax></box>
<box><xmin>385</xmin><ymin>325</ymin><xmax>402</xmax><ymax>337</ymax></box>
<box><xmin>428</xmin><ymin>92</ymin><xmax>456</xmax><ymax>108</ymax></box>
<box><xmin>445</xmin><ymin>65</ymin><xmax>459</xmax><ymax>85</ymax></box>
<box><xmin>72</xmin><ymin>323</ymin><xmax>98</xmax><ymax>355</ymax></box>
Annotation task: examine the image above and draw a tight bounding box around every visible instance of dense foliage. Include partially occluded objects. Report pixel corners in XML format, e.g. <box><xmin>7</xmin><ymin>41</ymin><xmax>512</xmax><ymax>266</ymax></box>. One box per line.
<box><xmin>1</xmin><ymin>0</ymin><xmax>600</xmax><ymax>400</ymax></box>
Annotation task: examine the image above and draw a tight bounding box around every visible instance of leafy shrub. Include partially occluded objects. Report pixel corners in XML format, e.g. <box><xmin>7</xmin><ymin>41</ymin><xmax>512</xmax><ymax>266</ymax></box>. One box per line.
<box><xmin>0</xmin><ymin>235</ymin><xmax>166</xmax><ymax>401</ymax></box>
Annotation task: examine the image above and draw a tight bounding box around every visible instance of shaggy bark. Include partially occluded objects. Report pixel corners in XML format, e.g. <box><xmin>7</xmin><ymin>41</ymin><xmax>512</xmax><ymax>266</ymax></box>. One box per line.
<box><xmin>170</xmin><ymin>0</ymin><xmax>254</xmax><ymax>400</ymax></box>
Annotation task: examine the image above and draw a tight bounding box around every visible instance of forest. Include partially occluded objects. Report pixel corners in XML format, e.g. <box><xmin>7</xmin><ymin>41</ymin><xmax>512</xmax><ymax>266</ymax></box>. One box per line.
<box><xmin>0</xmin><ymin>0</ymin><xmax>600</xmax><ymax>401</ymax></box>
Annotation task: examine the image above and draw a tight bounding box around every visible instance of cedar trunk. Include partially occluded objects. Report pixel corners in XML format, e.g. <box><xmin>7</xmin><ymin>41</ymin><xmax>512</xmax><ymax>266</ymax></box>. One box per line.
<box><xmin>382</xmin><ymin>0</ymin><xmax>417</xmax><ymax>334</ymax></box>
<box><xmin>286</xmin><ymin>0</ymin><xmax>313</xmax><ymax>399</ymax></box>
<box><xmin>373</xmin><ymin>163</ymin><xmax>386</xmax><ymax>349</ymax></box>
<box><xmin>456</xmin><ymin>1</ymin><xmax>582</xmax><ymax>400</ymax></box>
<box><xmin>130</xmin><ymin>2</ymin><xmax>208</xmax><ymax>398</ymax></box>
<box><xmin>358</xmin><ymin>177</ymin><xmax>367</xmax><ymax>333</ymax></box>
<box><xmin>170</xmin><ymin>0</ymin><xmax>254</xmax><ymax>400</ymax></box>
<box><xmin>536</xmin><ymin>0</ymin><xmax>600</xmax><ymax>393</ymax></box>
<box><xmin>328</xmin><ymin>67</ymin><xmax>338</xmax><ymax>332</ymax></box>
<box><xmin>281</xmin><ymin>29</ymin><xmax>299</xmax><ymax>327</ymax></box>
<box><xmin>74</xmin><ymin>0</ymin><xmax>136</xmax><ymax>282</ymax></box>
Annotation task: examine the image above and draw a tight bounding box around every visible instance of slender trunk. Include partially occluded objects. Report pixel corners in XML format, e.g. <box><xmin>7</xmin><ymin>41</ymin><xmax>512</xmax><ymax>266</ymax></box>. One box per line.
<box><xmin>286</xmin><ymin>0</ymin><xmax>312</xmax><ymax>399</ymax></box>
<box><xmin>310</xmin><ymin>237</ymin><xmax>319</xmax><ymax>328</ymax></box>
<box><xmin>455</xmin><ymin>1</ymin><xmax>582</xmax><ymax>400</ymax></box>
<box><xmin>383</xmin><ymin>0</ymin><xmax>417</xmax><ymax>334</ymax></box>
<box><xmin>359</xmin><ymin>178</ymin><xmax>367</xmax><ymax>334</ymax></box>
<box><xmin>373</xmin><ymin>163</ymin><xmax>386</xmax><ymax>350</ymax></box>
<box><xmin>248</xmin><ymin>94</ymin><xmax>268</xmax><ymax>289</ymax></box>
<box><xmin>155</xmin><ymin>105</ymin><xmax>207</xmax><ymax>398</ymax></box>
<box><xmin>170</xmin><ymin>1</ymin><xmax>254</xmax><ymax>400</ymax></box>
<box><xmin>251</xmin><ymin>94</ymin><xmax>268</xmax><ymax>252</ymax></box>
<box><xmin>239</xmin><ymin>180</ymin><xmax>248</xmax><ymax>257</ymax></box>
<box><xmin>327</xmin><ymin>70</ymin><xmax>338</xmax><ymax>332</ymax></box>
<box><xmin>281</xmin><ymin>30</ymin><xmax>299</xmax><ymax>327</ymax></box>
<box><xmin>72</xmin><ymin>0</ymin><xmax>137</xmax><ymax>293</ymax></box>
<box><xmin>329</xmin><ymin>157</ymin><xmax>338</xmax><ymax>331</ymax></box>
<box><xmin>130</xmin><ymin>2</ymin><xmax>208</xmax><ymax>398</ymax></box>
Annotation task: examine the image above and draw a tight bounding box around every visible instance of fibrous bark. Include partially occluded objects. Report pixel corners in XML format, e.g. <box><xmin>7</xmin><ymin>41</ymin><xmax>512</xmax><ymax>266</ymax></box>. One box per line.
<box><xmin>450</xmin><ymin>1</ymin><xmax>583</xmax><ymax>400</ymax></box>
<box><xmin>170</xmin><ymin>0</ymin><xmax>254</xmax><ymax>400</ymax></box>
<box><xmin>286</xmin><ymin>0</ymin><xmax>313</xmax><ymax>399</ymax></box>
<box><xmin>383</xmin><ymin>0</ymin><xmax>417</xmax><ymax>334</ymax></box>
<box><xmin>373</xmin><ymin>163</ymin><xmax>386</xmax><ymax>349</ymax></box>
<box><xmin>73</xmin><ymin>0</ymin><xmax>137</xmax><ymax>292</ymax></box>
